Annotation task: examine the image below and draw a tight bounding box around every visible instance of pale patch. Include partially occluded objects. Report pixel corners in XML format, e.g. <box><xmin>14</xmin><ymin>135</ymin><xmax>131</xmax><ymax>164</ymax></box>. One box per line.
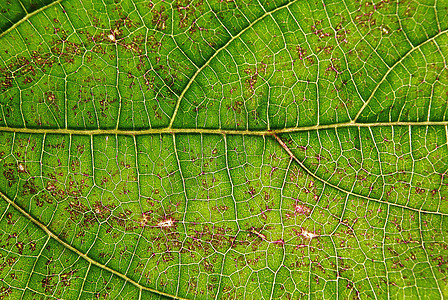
<box><xmin>108</xmin><ymin>34</ymin><xmax>116</xmax><ymax>42</ymax></box>
<box><xmin>294</xmin><ymin>204</ymin><xmax>311</xmax><ymax>216</ymax></box>
<box><xmin>301</xmin><ymin>228</ymin><xmax>319</xmax><ymax>239</ymax></box>
<box><xmin>157</xmin><ymin>218</ymin><xmax>175</xmax><ymax>228</ymax></box>
<box><xmin>17</xmin><ymin>163</ymin><xmax>26</xmax><ymax>173</ymax></box>
<box><xmin>108</xmin><ymin>29</ymin><xmax>120</xmax><ymax>42</ymax></box>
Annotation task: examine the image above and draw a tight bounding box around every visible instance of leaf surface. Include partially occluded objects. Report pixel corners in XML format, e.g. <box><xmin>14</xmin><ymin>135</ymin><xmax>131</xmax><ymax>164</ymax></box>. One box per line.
<box><xmin>0</xmin><ymin>0</ymin><xmax>447</xmax><ymax>299</ymax></box>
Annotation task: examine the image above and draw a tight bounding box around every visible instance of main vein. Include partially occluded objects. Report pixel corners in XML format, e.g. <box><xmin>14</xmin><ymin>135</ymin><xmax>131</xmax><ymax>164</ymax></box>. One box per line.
<box><xmin>1</xmin><ymin>121</ymin><xmax>447</xmax><ymax>136</ymax></box>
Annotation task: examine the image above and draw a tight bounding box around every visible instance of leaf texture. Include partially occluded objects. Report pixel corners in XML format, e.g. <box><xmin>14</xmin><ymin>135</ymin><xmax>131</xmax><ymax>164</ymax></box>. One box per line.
<box><xmin>0</xmin><ymin>0</ymin><xmax>447</xmax><ymax>299</ymax></box>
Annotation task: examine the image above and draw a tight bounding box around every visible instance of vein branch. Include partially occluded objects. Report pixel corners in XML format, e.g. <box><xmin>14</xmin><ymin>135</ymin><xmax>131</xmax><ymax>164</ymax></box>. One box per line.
<box><xmin>271</xmin><ymin>134</ymin><xmax>448</xmax><ymax>217</ymax></box>
<box><xmin>0</xmin><ymin>191</ymin><xmax>188</xmax><ymax>300</ymax></box>
<box><xmin>167</xmin><ymin>0</ymin><xmax>297</xmax><ymax>128</ymax></box>
<box><xmin>0</xmin><ymin>0</ymin><xmax>64</xmax><ymax>39</ymax></box>
<box><xmin>352</xmin><ymin>27</ymin><xmax>448</xmax><ymax>122</ymax></box>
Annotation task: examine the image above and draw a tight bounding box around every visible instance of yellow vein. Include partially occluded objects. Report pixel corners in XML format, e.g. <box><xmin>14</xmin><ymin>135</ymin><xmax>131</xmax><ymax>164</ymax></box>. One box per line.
<box><xmin>167</xmin><ymin>0</ymin><xmax>297</xmax><ymax>128</ymax></box>
<box><xmin>18</xmin><ymin>0</ymin><xmax>29</xmax><ymax>15</ymax></box>
<box><xmin>1</xmin><ymin>121</ymin><xmax>448</xmax><ymax>136</ymax></box>
<box><xmin>0</xmin><ymin>191</ymin><xmax>188</xmax><ymax>300</ymax></box>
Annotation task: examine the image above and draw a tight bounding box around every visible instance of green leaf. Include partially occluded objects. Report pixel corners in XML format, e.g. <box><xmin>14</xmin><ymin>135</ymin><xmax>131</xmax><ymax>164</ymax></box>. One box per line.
<box><xmin>0</xmin><ymin>0</ymin><xmax>447</xmax><ymax>299</ymax></box>
<box><xmin>0</xmin><ymin>0</ymin><xmax>62</xmax><ymax>35</ymax></box>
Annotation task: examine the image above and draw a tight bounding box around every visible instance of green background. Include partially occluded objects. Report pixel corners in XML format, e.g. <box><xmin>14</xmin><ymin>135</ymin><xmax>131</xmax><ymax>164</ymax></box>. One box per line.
<box><xmin>0</xmin><ymin>0</ymin><xmax>447</xmax><ymax>299</ymax></box>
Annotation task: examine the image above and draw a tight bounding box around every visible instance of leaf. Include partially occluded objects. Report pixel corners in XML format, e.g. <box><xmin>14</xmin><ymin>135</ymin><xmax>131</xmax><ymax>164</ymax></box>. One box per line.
<box><xmin>0</xmin><ymin>0</ymin><xmax>447</xmax><ymax>299</ymax></box>
<box><xmin>0</xmin><ymin>0</ymin><xmax>62</xmax><ymax>35</ymax></box>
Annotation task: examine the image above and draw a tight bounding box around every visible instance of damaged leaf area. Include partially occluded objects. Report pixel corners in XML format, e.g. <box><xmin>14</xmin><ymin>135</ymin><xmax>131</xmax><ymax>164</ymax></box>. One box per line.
<box><xmin>0</xmin><ymin>0</ymin><xmax>448</xmax><ymax>299</ymax></box>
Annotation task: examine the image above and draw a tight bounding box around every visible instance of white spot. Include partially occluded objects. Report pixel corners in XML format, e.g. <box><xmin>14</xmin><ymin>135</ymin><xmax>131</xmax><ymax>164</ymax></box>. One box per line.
<box><xmin>380</xmin><ymin>25</ymin><xmax>390</xmax><ymax>35</ymax></box>
<box><xmin>301</xmin><ymin>228</ymin><xmax>319</xmax><ymax>239</ymax></box>
<box><xmin>157</xmin><ymin>218</ymin><xmax>174</xmax><ymax>228</ymax></box>
<box><xmin>105</xmin><ymin>136</ymin><xmax>109</xmax><ymax>141</ymax></box>
<box><xmin>18</xmin><ymin>163</ymin><xmax>25</xmax><ymax>172</ymax></box>
<box><xmin>108</xmin><ymin>34</ymin><xmax>116</xmax><ymax>42</ymax></box>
